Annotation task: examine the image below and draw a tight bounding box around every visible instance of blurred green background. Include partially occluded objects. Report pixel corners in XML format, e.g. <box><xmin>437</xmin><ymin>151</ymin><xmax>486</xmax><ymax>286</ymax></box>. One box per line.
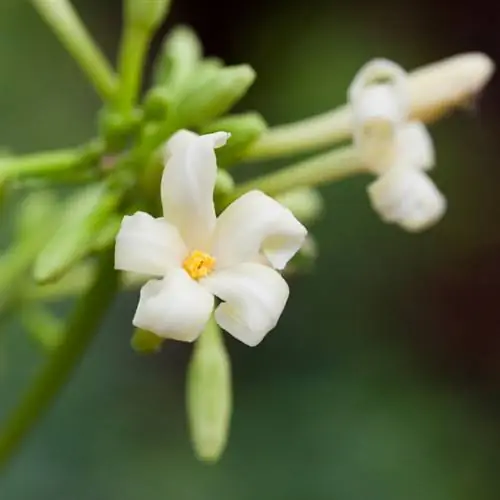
<box><xmin>2</xmin><ymin>0</ymin><xmax>500</xmax><ymax>498</ymax></box>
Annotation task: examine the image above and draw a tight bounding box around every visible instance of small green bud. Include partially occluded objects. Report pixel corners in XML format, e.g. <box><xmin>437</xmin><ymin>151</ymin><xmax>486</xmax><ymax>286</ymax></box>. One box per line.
<box><xmin>131</xmin><ymin>328</ymin><xmax>164</xmax><ymax>354</ymax></box>
<box><xmin>153</xmin><ymin>26</ymin><xmax>202</xmax><ymax>92</ymax></box>
<box><xmin>99</xmin><ymin>108</ymin><xmax>143</xmax><ymax>152</ymax></box>
<box><xmin>22</xmin><ymin>306</ymin><xmax>64</xmax><ymax>351</ymax></box>
<box><xmin>176</xmin><ymin>64</ymin><xmax>256</xmax><ymax>127</ymax></box>
<box><xmin>124</xmin><ymin>0</ymin><xmax>172</xmax><ymax>31</ymax></box>
<box><xmin>34</xmin><ymin>183</ymin><xmax>120</xmax><ymax>284</ymax></box>
<box><xmin>285</xmin><ymin>235</ymin><xmax>318</xmax><ymax>276</ymax></box>
<box><xmin>16</xmin><ymin>191</ymin><xmax>58</xmax><ymax>240</ymax></box>
<box><xmin>275</xmin><ymin>188</ymin><xmax>324</xmax><ymax>225</ymax></box>
<box><xmin>91</xmin><ymin>216</ymin><xmax>122</xmax><ymax>252</ymax></box>
<box><xmin>202</xmin><ymin>112</ymin><xmax>267</xmax><ymax>167</ymax></box>
<box><xmin>143</xmin><ymin>87</ymin><xmax>172</xmax><ymax>122</ymax></box>
<box><xmin>214</xmin><ymin>169</ymin><xmax>235</xmax><ymax>197</ymax></box>
<box><xmin>187</xmin><ymin>318</ymin><xmax>232</xmax><ymax>463</ymax></box>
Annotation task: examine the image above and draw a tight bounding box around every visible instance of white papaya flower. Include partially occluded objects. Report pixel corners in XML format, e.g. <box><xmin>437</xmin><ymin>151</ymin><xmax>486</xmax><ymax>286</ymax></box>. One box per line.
<box><xmin>349</xmin><ymin>58</ymin><xmax>409</xmax><ymax>170</ymax></box>
<box><xmin>350</xmin><ymin>58</ymin><xmax>444</xmax><ymax>231</ymax></box>
<box><xmin>115</xmin><ymin>130</ymin><xmax>307</xmax><ymax>346</ymax></box>
<box><xmin>367</xmin><ymin>166</ymin><xmax>446</xmax><ymax>232</ymax></box>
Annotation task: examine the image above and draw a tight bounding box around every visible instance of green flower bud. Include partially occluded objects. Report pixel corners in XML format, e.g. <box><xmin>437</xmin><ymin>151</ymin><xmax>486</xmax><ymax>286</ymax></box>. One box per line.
<box><xmin>131</xmin><ymin>328</ymin><xmax>164</xmax><ymax>354</ymax></box>
<box><xmin>143</xmin><ymin>87</ymin><xmax>172</xmax><ymax>122</ymax></box>
<box><xmin>176</xmin><ymin>64</ymin><xmax>256</xmax><ymax>128</ymax></box>
<box><xmin>34</xmin><ymin>183</ymin><xmax>120</xmax><ymax>284</ymax></box>
<box><xmin>275</xmin><ymin>188</ymin><xmax>324</xmax><ymax>225</ymax></box>
<box><xmin>91</xmin><ymin>216</ymin><xmax>122</xmax><ymax>252</ymax></box>
<box><xmin>187</xmin><ymin>318</ymin><xmax>232</xmax><ymax>463</ymax></box>
<box><xmin>285</xmin><ymin>235</ymin><xmax>318</xmax><ymax>276</ymax></box>
<box><xmin>22</xmin><ymin>306</ymin><xmax>64</xmax><ymax>351</ymax></box>
<box><xmin>202</xmin><ymin>112</ymin><xmax>267</xmax><ymax>167</ymax></box>
<box><xmin>153</xmin><ymin>26</ymin><xmax>202</xmax><ymax>92</ymax></box>
<box><xmin>16</xmin><ymin>191</ymin><xmax>58</xmax><ymax>240</ymax></box>
<box><xmin>99</xmin><ymin>108</ymin><xmax>142</xmax><ymax>152</ymax></box>
<box><xmin>124</xmin><ymin>0</ymin><xmax>172</xmax><ymax>31</ymax></box>
<box><xmin>214</xmin><ymin>169</ymin><xmax>235</xmax><ymax>197</ymax></box>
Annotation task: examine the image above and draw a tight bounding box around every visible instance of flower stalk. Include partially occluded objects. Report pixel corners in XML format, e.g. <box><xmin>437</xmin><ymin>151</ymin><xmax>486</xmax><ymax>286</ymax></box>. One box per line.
<box><xmin>0</xmin><ymin>250</ymin><xmax>118</xmax><ymax>469</ymax></box>
<box><xmin>31</xmin><ymin>0</ymin><xmax>117</xmax><ymax>101</ymax></box>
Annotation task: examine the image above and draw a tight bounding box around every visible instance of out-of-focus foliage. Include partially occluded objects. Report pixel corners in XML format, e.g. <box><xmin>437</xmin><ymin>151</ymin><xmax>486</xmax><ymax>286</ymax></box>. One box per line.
<box><xmin>1</xmin><ymin>0</ymin><xmax>500</xmax><ymax>498</ymax></box>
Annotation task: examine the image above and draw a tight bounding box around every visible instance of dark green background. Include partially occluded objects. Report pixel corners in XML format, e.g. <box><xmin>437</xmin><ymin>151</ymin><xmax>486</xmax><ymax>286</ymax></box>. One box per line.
<box><xmin>1</xmin><ymin>0</ymin><xmax>500</xmax><ymax>498</ymax></box>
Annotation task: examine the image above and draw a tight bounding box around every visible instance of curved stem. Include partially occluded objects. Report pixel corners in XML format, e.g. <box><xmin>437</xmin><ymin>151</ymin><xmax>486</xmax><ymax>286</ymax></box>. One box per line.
<box><xmin>0</xmin><ymin>250</ymin><xmax>118</xmax><ymax>470</ymax></box>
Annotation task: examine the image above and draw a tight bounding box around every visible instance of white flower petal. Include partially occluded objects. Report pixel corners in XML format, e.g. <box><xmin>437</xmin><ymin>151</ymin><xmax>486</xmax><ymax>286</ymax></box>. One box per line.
<box><xmin>115</xmin><ymin>212</ymin><xmax>187</xmax><ymax>276</ymax></box>
<box><xmin>349</xmin><ymin>59</ymin><xmax>410</xmax><ymax>172</ymax></box>
<box><xmin>396</xmin><ymin>121</ymin><xmax>435</xmax><ymax>171</ymax></box>
<box><xmin>202</xmin><ymin>263</ymin><xmax>289</xmax><ymax>346</ymax></box>
<box><xmin>133</xmin><ymin>269</ymin><xmax>214</xmax><ymax>341</ymax></box>
<box><xmin>211</xmin><ymin>190</ymin><xmax>307</xmax><ymax>270</ymax></box>
<box><xmin>367</xmin><ymin>168</ymin><xmax>446</xmax><ymax>232</ymax></box>
<box><xmin>161</xmin><ymin>131</ymin><xmax>230</xmax><ymax>249</ymax></box>
<box><xmin>163</xmin><ymin>129</ymin><xmax>199</xmax><ymax>161</ymax></box>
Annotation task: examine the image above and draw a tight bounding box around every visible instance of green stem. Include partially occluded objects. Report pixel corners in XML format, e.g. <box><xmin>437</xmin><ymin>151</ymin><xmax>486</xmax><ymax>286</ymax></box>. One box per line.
<box><xmin>116</xmin><ymin>26</ymin><xmax>150</xmax><ymax>113</ymax></box>
<box><xmin>31</xmin><ymin>0</ymin><xmax>117</xmax><ymax>101</ymax></box>
<box><xmin>0</xmin><ymin>250</ymin><xmax>118</xmax><ymax>469</ymax></box>
<box><xmin>232</xmin><ymin>146</ymin><xmax>365</xmax><ymax>198</ymax></box>
<box><xmin>247</xmin><ymin>106</ymin><xmax>351</xmax><ymax>161</ymax></box>
<box><xmin>0</xmin><ymin>149</ymin><xmax>84</xmax><ymax>179</ymax></box>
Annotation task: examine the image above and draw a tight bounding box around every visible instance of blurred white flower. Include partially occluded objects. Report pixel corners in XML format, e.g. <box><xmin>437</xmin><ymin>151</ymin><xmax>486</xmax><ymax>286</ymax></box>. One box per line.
<box><xmin>349</xmin><ymin>58</ymin><xmax>444</xmax><ymax>231</ymax></box>
<box><xmin>367</xmin><ymin>167</ymin><xmax>446</xmax><ymax>232</ymax></box>
<box><xmin>115</xmin><ymin>130</ymin><xmax>307</xmax><ymax>346</ymax></box>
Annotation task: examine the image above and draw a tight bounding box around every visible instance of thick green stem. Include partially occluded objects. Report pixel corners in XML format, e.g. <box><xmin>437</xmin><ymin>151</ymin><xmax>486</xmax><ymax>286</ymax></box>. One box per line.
<box><xmin>31</xmin><ymin>0</ymin><xmax>117</xmax><ymax>101</ymax></box>
<box><xmin>116</xmin><ymin>26</ymin><xmax>150</xmax><ymax>112</ymax></box>
<box><xmin>0</xmin><ymin>250</ymin><xmax>118</xmax><ymax>469</ymax></box>
<box><xmin>232</xmin><ymin>146</ymin><xmax>365</xmax><ymax>198</ymax></box>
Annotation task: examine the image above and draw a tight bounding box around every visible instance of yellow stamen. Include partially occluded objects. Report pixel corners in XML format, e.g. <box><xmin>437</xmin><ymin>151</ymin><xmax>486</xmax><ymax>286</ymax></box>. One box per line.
<box><xmin>183</xmin><ymin>250</ymin><xmax>216</xmax><ymax>280</ymax></box>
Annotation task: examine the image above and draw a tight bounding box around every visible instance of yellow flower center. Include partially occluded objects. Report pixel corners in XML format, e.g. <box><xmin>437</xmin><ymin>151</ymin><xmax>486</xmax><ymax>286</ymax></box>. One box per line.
<box><xmin>182</xmin><ymin>250</ymin><xmax>216</xmax><ymax>280</ymax></box>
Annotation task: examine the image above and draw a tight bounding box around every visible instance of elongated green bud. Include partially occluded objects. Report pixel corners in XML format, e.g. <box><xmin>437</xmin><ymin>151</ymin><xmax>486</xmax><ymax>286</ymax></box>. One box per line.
<box><xmin>187</xmin><ymin>318</ymin><xmax>232</xmax><ymax>463</ymax></box>
<box><xmin>176</xmin><ymin>65</ymin><xmax>256</xmax><ymax>127</ymax></box>
<box><xmin>34</xmin><ymin>183</ymin><xmax>120</xmax><ymax>284</ymax></box>
<box><xmin>275</xmin><ymin>188</ymin><xmax>324</xmax><ymax>225</ymax></box>
<box><xmin>124</xmin><ymin>0</ymin><xmax>172</xmax><ymax>31</ymax></box>
<box><xmin>153</xmin><ymin>26</ymin><xmax>202</xmax><ymax>91</ymax></box>
<box><xmin>131</xmin><ymin>328</ymin><xmax>164</xmax><ymax>354</ymax></box>
<box><xmin>22</xmin><ymin>306</ymin><xmax>64</xmax><ymax>351</ymax></box>
<box><xmin>202</xmin><ymin>112</ymin><xmax>267</xmax><ymax>167</ymax></box>
<box><xmin>143</xmin><ymin>87</ymin><xmax>172</xmax><ymax>122</ymax></box>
